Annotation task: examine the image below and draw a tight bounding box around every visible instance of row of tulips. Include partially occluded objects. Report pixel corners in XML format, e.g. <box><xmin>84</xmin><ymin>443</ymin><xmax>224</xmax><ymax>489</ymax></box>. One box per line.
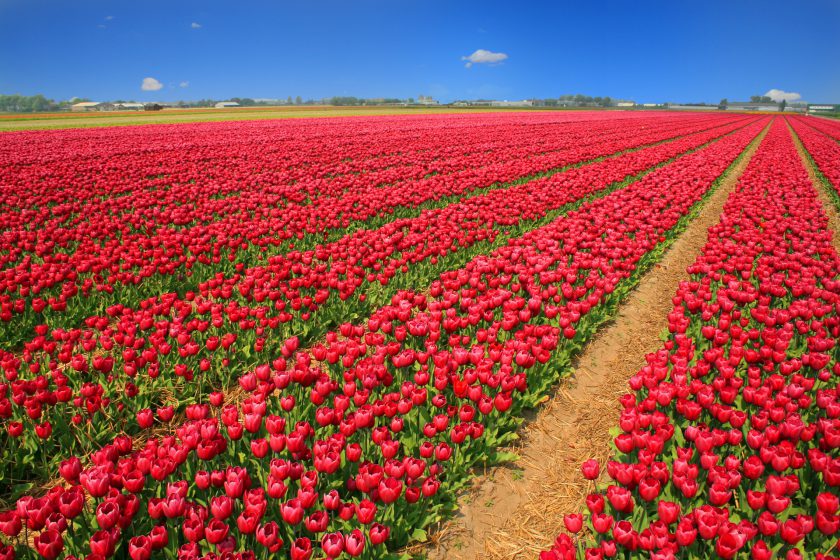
<box><xmin>543</xmin><ymin>118</ymin><xmax>840</xmax><ymax>560</ymax></box>
<box><xmin>0</xmin><ymin>116</ymin><xmax>764</xmax><ymax>485</ymax></box>
<box><xmin>796</xmin><ymin>115</ymin><xmax>840</xmax><ymax>143</ymax></box>
<box><xmin>0</xmin><ymin>113</ymin><xmax>752</xmax><ymax>344</ymax></box>
<box><xmin>787</xmin><ymin>116</ymin><xmax>840</xmax><ymax>205</ymax></box>
<box><xmin>0</xmin><ymin>115</ymin><xmax>767</xmax><ymax>559</ymax></box>
<box><xmin>0</xmin><ymin>112</ymin><xmax>732</xmax><ymax>239</ymax></box>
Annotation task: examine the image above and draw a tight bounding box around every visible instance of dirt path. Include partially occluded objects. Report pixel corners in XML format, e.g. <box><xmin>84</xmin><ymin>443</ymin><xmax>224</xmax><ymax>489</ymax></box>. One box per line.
<box><xmin>788</xmin><ymin>121</ymin><xmax>840</xmax><ymax>251</ymax></box>
<box><xmin>426</xmin><ymin>123</ymin><xmax>771</xmax><ymax>560</ymax></box>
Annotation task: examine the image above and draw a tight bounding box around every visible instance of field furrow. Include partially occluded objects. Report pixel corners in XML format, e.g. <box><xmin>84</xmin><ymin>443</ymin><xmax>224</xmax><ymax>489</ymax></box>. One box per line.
<box><xmin>542</xmin><ymin>117</ymin><xmax>840</xmax><ymax>560</ymax></box>
<box><xmin>427</xmin><ymin>119</ymin><xmax>773</xmax><ymax>560</ymax></box>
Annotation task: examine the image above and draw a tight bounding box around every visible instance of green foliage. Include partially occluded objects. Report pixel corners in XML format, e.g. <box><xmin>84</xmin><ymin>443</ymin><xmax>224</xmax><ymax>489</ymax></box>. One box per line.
<box><xmin>0</xmin><ymin>93</ymin><xmax>59</xmax><ymax>112</ymax></box>
<box><xmin>555</xmin><ymin>94</ymin><xmax>617</xmax><ymax>107</ymax></box>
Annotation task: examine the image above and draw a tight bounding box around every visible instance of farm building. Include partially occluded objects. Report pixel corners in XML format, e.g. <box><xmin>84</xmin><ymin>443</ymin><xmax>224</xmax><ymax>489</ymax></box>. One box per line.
<box><xmin>490</xmin><ymin>100</ymin><xmax>534</xmax><ymax>107</ymax></box>
<box><xmin>808</xmin><ymin>104</ymin><xmax>839</xmax><ymax>114</ymax></box>
<box><xmin>71</xmin><ymin>101</ymin><xmax>148</xmax><ymax>112</ymax></box>
<box><xmin>616</xmin><ymin>102</ymin><xmax>635</xmax><ymax>107</ymax></box>
<box><xmin>725</xmin><ymin>101</ymin><xmax>779</xmax><ymax>112</ymax></box>
<box><xmin>71</xmin><ymin>101</ymin><xmax>103</xmax><ymax>111</ymax></box>
<box><xmin>416</xmin><ymin>95</ymin><xmax>439</xmax><ymax>105</ymax></box>
<box><xmin>214</xmin><ymin>101</ymin><xmax>241</xmax><ymax>108</ymax></box>
<box><xmin>666</xmin><ymin>104</ymin><xmax>719</xmax><ymax>111</ymax></box>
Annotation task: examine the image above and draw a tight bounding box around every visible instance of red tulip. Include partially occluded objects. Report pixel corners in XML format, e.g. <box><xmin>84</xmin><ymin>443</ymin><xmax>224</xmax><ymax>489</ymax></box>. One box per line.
<box><xmin>128</xmin><ymin>535</ymin><xmax>152</xmax><ymax>560</ymax></box>
<box><xmin>369</xmin><ymin>523</ymin><xmax>390</xmax><ymax>545</ymax></box>
<box><xmin>34</xmin><ymin>529</ymin><xmax>63</xmax><ymax>560</ymax></box>
<box><xmin>290</xmin><ymin>537</ymin><xmax>313</xmax><ymax>560</ymax></box>
<box><xmin>563</xmin><ymin>513</ymin><xmax>583</xmax><ymax>533</ymax></box>
<box><xmin>581</xmin><ymin>459</ymin><xmax>600</xmax><ymax>480</ymax></box>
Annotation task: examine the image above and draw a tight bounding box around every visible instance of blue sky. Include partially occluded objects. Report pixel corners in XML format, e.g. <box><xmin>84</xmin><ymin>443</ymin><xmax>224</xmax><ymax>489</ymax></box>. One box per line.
<box><xmin>1</xmin><ymin>0</ymin><xmax>838</xmax><ymax>103</ymax></box>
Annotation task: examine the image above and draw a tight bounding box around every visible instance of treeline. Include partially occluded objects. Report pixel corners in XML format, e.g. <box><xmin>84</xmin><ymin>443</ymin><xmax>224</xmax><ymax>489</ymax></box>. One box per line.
<box><xmin>176</xmin><ymin>97</ymin><xmax>412</xmax><ymax>107</ymax></box>
<box><xmin>323</xmin><ymin>97</ymin><xmax>411</xmax><ymax>106</ymax></box>
<box><xmin>549</xmin><ymin>94</ymin><xmax>616</xmax><ymax>107</ymax></box>
<box><xmin>0</xmin><ymin>94</ymin><xmax>62</xmax><ymax>112</ymax></box>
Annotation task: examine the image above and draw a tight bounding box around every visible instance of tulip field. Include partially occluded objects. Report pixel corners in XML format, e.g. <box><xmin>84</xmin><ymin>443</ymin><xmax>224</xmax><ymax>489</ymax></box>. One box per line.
<box><xmin>543</xmin><ymin>117</ymin><xmax>840</xmax><ymax>560</ymax></box>
<box><xmin>0</xmin><ymin>111</ymin><xmax>839</xmax><ymax>560</ymax></box>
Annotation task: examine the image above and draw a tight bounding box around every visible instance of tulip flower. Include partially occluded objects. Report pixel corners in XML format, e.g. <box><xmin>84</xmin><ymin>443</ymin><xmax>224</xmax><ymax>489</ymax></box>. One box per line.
<box><xmin>564</xmin><ymin>513</ymin><xmax>583</xmax><ymax>533</ymax></box>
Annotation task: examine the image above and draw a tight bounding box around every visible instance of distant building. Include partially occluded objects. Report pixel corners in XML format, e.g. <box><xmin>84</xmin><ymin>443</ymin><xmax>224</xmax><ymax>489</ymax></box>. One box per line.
<box><xmin>642</xmin><ymin>103</ymin><xmax>662</xmax><ymax>108</ymax></box>
<box><xmin>808</xmin><ymin>104</ymin><xmax>839</xmax><ymax>114</ymax></box>
<box><xmin>666</xmin><ymin>104</ymin><xmax>719</xmax><ymax>111</ymax></box>
<box><xmin>214</xmin><ymin>101</ymin><xmax>241</xmax><ymax>108</ymax></box>
<box><xmin>490</xmin><ymin>100</ymin><xmax>534</xmax><ymax>107</ymax></box>
<box><xmin>416</xmin><ymin>95</ymin><xmax>439</xmax><ymax>105</ymax></box>
<box><xmin>71</xmin><ymin>101</ymin><xmax>103</xmax><ymax>112</ymax></box>
<box><xmin>725</xmin><ymin>102</ymin><xmax>779</xmax><ymax>112</ymax></box>
<box><xmin>72</xmin><ymin>101</ymin><xmax>162</xmax><ymax>112</ymax></box>
<box><xmin>616</xmin><ymin>102</ymin><xmax>635</xmax><ymax>107</ymax></box>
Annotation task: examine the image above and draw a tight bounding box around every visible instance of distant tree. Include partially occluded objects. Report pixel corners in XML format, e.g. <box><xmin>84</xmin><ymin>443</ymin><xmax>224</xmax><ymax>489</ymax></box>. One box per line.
<box><xmin>0</xmin><ymin>93</ymin><xmax>58</xmax><ymax>112</ymax></box>
<box><xmin>719</xmin><ymin>98</ymin><xmax>729</xmax><ymax>107</ymax></box>
<box><xmin>295</xmin><ymin>96</ymin><xmax>302</xmax><ymax>105</ymax></box>
<box><xmin>327</xmin><ymin>96</ymin><xmax>361</xmax><ymax>106</ymax></box>
<box><xmin>286</xmin><ymin>96</ymin><xmax>293</xmax><ymax>105</ymax></box>
<box><xmin>780</xmin><ymin>99</ymin><xmax>787</xmax><ymax>112</ymax></box>
<box><xmin>601</xmin><ymin>96</ymin><xmax>612</xmax><ymax>107</ymax></box>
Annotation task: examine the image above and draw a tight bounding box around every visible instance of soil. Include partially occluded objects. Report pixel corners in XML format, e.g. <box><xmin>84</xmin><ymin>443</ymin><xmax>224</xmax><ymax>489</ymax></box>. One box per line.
<box><xmin>424</xmin><ymin>123</ymin><xmax>771</xmax><ymax>560</ymax></box>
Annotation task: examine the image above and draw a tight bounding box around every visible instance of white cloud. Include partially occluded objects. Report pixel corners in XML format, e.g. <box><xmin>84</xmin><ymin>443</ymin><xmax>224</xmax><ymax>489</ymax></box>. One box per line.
<box><xmin>141</xmin><ymin>77</ymin><xmax>164</xmax><ymax>91</ymax></box>
<box><xmin>191</xmin><ymin>22</ymin><xmax>202</xmax><ymax>29</ymax></box>
<box><xmin>461</xmin><ymin>49</ymin><xmax>508</xmax><ymax>68</ymax></box>
<box><xmin>105</xmin><ymin>15</ymin><xmax>114</xmax><ymax>21</ymax></box>
<box><xmin>765</xmin><ymin>89</ymin><xmax>801</xmax><ymax>103</ymax></box>
<box><xmin>179</xmin><ymin>81</ymin><xmax>189</xmax><ymax>88</ymax></box>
